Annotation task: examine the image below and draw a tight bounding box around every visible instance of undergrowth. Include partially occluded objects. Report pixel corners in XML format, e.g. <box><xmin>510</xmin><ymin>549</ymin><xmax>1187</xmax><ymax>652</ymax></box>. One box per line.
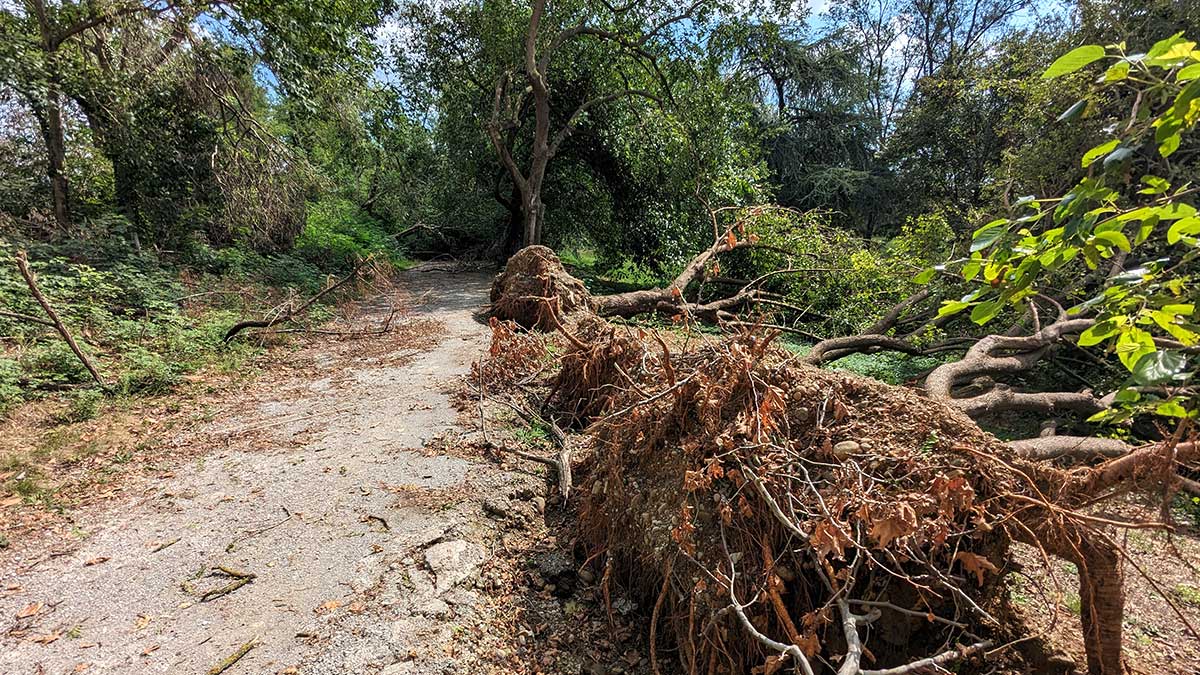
<box><xmin>0</xmin><ymin>230</ymin><xmax>401</xmax><ymax>417</ymax></box>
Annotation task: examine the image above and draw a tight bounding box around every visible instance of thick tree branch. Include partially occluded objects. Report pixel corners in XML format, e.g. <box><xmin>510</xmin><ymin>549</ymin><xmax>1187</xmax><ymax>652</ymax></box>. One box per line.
<box><xmin>1007</xmin><ymin>436</ymin><xmax>1132</xmax><ymax>461</ymax></box>
<box><xmin>14</xmin><ymin>251</ymin><xmax>105</xmax><ymax>386</ymax></box>
<box><xmin>550</xmin><ymin>89</ymin><xmax>661</xmax><ymax>155</ymax></box>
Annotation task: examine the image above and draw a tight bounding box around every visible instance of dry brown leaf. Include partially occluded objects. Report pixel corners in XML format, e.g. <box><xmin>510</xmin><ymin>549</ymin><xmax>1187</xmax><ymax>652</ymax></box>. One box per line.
<box><xmin>316</xmin><ymin>599</ymin><xmax>342</xmax><ymax>614</ymax></box>
<box><xmin>348</xmin><ymin>600</ymin><xmax>366</xmax><ymax>614</ymax></box>
<box><xmin>84</xmin><ymin>557</ymin><xmax>110</xmax><ymax>567</ymax></box>
<box><xmin>954</xmin><ymin>551</ymin><xmax>998</xmax><ymax>586</ymax></box>
<box><xmin>134</xmin><ymin>614</ymin><xmax>151</xmax><ymax>630</ymax></box>
<box><xmin>795</xmin><ymin>632</ymin><xmax>820</xmax><ymax>657</ymax></box>
<box><xmin>16</xmin><ymin>602</ymin><xmax>42</xmax><ymax>619</ymax></box>
<box><xmin>869</xmin><ymin>503</ymin><xmax>917</xmax><ymax>549</ymax></box>
<box><xmin>30</xmin><ymin>631</ymin><xmax>61</xmax><ymax>644</ymax></box>
<box><xmin>809</xmin><ymin>521</ymin><xmax>850</xmax><ymax>560</ymax></box>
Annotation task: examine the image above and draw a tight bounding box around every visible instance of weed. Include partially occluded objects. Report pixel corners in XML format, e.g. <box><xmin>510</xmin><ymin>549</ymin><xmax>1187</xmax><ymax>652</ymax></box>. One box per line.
<box><xmin>512</xmin><ymin>423</ymin><xmax>551</xmax><ymax>447</ymax></box>
<box><xmin>1065</xmin><ymin>591</ymin><xmax>1082</xmax><ymax>615</ymax></box>
<box><xmin>54</xmin><ymin>389</ymin><xmax>104</xmax><ymax>424</ymax></box>
<box><xmin>1176</xmin><ymin>494</ymin><xmax>1200</xmax><ymax>528</ymax></box>
<box><xmin>1175</xmin><ymin>584</ymin><xmax>1200</xmax><ymax>607</ymax></box>
<box><xmin>1126</xmin><ymin>530</ymin><xmax>1155</xmax><ymax>555</ymax></box>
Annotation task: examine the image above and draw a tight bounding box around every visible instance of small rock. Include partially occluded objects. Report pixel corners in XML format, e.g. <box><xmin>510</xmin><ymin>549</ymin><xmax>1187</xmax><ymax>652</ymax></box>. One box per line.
<box><xmin>832</xmin><ymin>440</ymin><xmax>860</xmax><ymax>458</ymax></box>
<box><xmin>414</xmin><ymin>598</ymin><xmax>451</xmax><ymax>618</ymax></box>
<box><xmin>443</xmin><ymin>588</ymin><xmax>480</xmax><ymax>607</ymax></box>
<box><xmin>578</xmin><ymin>568</ymin><xmax>596</xmax><ymax>584</ymax></box>
<box><xmin>425</xmin><ymin>540</ymin><xmax>486</xmax><ymax>594</ymax></box>
<box><xmin>483</xmin><ymin>498</ymin><xmax>512</xmax><ymax>520</ymax></box>
<box><xmin>382</xmin><ymin>664</ymin><xmax>413</xmax><ymax>675</ymax></box>
<box><xmin>533</xmin><ymin>550</ymin><xmax>575</xmax><ymax>596</ymax></box>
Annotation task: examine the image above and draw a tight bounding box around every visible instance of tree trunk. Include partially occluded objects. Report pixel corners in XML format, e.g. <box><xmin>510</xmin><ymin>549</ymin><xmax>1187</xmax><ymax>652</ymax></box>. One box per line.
<box><xmin>30</xmin><ymin>0</ymin><xmax>70</xmax><ymax>231</ymax></box>
<box><xmin>523</xmin><ymin>191</ymin><xmax>544</xmax><ymax>248</ymax></box>
<box><xmin>44</xmin><ymin>92</ymin><xmax>71</xmax><ymax>231</ymax></box>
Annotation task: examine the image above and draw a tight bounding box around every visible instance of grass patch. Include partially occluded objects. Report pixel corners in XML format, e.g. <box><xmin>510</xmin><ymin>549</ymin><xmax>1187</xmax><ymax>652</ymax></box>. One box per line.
<box><xmin>778</xmin><ymin>337</ymin><xmax>949</xmax><ymax>385</ymax></box>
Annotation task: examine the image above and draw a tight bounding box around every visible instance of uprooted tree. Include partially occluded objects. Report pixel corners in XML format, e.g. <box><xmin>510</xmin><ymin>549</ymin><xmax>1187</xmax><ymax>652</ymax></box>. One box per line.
<box><xmin>481</xmin><ymin>285</ymin><xmax>1196</xmax><ymax>674</ymax></box>
<box><xmin>492</xmin><ymin>35</ymin><xmax>1200</xmax><ymax>468</ymax></box>
<box><xmin>480</xmin><ymin>35</ymin><xmax>1200</xmax><ymax>674</ymax></box>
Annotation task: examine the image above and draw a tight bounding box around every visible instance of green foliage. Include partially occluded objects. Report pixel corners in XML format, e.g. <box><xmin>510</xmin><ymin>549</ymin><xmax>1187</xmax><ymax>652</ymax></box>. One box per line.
<box><xmin>55</xmin><ymin>389</ymin><xmax>103</xmax><ymax>424</ymax></box>
<box><xmin>0</xmin><ymin>358</ymin><xmax>24</xmax><ymax>415</ymax></box>
<box><xmin>890</xmin><ymin>212</ymin><xmax>955</xmax><ymax>264</ymax></box>
<box><xmin>0</xmin><ymin>242</ymin><xmax>333</xmax><ymax>416</ymax></box>
<box><xmin>727</xmin><ymin>208</ymin><xmax>932</xmax><ymax>335</ymax></box>
<box><xmin>1179</xmin><ymin>495</ymin><xmax>1200</xmax><ymax>528</ymax></box>
<box><xmin>920</xmin><ymin>34</ymin><xmax>1200</xmax><ymax>422</ymax></box>
<box><xmin>295</xmin><ymin>198</ymin><xmax>402</xmax><ymax>270</ymax></box>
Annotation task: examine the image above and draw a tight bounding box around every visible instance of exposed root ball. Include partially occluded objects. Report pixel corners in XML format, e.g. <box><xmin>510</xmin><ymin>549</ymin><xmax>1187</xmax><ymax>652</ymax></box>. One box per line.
<box><xmin>560</xmin><ymin>329</ymin><xmax>1030</xmax><ymax>673</ymax></box>
<box><xmin>480</xmin><ymin>313</ymin><xmax>1147</xmax><ymax>675</ymax></box>
<box><xmin>490</xmin><ymin>246</ymin><xmax>595</xmax><ymax>330</ymax></box>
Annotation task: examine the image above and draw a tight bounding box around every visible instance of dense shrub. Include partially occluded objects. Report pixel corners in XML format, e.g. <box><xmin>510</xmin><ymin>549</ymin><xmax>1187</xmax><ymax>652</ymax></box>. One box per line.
<box><xmin>724</xmin><ymin>209</ymin><xmax>956</xmax><ymax>336</ymax></box>
<box><xmin>295</xmin><ymin>198</ymin><xmax>402</xmax><ymax>270</ymax></box>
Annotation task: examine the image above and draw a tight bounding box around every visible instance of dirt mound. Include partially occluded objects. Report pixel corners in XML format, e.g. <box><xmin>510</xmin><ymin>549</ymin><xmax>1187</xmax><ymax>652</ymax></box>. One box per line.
<box><xmin>490</xmin><ymin>246</ymin><xmax>595</xmax><ymax>330</ymax></box>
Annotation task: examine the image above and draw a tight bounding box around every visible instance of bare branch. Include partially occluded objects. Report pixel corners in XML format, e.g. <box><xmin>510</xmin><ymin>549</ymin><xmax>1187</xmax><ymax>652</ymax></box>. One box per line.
<box><xmin>1007</xmin><ymin>436</ymin><xmax>1132</xmax><ymax>461</ymax></box>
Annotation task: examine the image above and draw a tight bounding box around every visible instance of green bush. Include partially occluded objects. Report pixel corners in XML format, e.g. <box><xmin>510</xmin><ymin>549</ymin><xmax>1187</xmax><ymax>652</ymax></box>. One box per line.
<box><xmin>118</xmin><ymin>348</ymin><xmax>181</xmax><ymax>395</ymax></box>
<box><xmin>295</xmin><ymin>198</ymin><xmax>400</xmax><ymax>270</ymax></box>
<box><xmin>721</xmin><ymin>209</ymin><xmax>917</xmax><ymax>335</ymax></box>
<box><xmin>20</xmin><ymin>343</ymin><xmax>90</xmax><ymax>388</ymax></box>
<box><xmin>0</xmin><ymin>359</ymin><xmax>22</xmax><ymax>415</ymax></box>
<box><xmin>0</xmin><ymin>245</ymin><xmax>294</xmax><ymax>415</ymax></box>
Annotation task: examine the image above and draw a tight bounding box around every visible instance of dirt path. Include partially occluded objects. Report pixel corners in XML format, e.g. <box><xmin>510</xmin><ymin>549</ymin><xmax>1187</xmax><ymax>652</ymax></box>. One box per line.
<box><xmin>0</xmin><ymin>267</ymin><xmax>546</xmax><ymax>675</ymax></box>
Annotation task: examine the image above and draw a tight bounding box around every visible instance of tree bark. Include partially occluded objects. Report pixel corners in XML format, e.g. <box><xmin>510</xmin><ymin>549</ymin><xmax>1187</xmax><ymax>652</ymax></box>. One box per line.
<box><xmin>488</xmin><ymin>0</ymin><xmax>683</xmax><ymax>249</ymax></box>
<box><xmin>30</xmin><ymin>0</ymin><xmax>71</xmax><ymax>230</ymax></box>
<box><xmin>43</xmin><ymin>91</ymin><xmax>71</xmax><ymax>231</ymax></box>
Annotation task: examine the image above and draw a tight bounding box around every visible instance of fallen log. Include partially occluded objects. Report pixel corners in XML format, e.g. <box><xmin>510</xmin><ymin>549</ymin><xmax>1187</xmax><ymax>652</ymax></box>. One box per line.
<box><xmin>223</xmin><ymin>256</ymin><xmax>372</xmax><ymax>342</ymax></box>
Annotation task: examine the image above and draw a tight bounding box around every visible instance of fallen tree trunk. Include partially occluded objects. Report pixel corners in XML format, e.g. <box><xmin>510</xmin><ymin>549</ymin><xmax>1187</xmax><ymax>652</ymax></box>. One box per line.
<box><xmin>488</xmin><ymin>245</ymin><xmax>1181</xmax><ymax>472</ymax></box>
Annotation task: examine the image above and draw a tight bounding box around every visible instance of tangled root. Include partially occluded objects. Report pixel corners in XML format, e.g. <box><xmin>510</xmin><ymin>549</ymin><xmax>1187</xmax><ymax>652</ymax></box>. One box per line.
<box><xmin>490</xmin><ymin>245</ymin><xmax>595</xmax><ymax>330</ymax></box>
<box><xmin>560</xmin><ymin>329</ymin><xmax>1029</xmax><ymax>673</ymax></box>
<box><xmin>480</xmin><ymin>311</ymin><xmax>1157</xmax><ymax>674</ymax></box>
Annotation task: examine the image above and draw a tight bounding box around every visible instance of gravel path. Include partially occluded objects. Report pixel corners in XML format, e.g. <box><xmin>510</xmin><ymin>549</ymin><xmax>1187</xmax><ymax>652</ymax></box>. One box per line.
<box><xmin>0</xmin><ymin>267</ymin><xmax>533</xmax><ymax>675</ymax></box>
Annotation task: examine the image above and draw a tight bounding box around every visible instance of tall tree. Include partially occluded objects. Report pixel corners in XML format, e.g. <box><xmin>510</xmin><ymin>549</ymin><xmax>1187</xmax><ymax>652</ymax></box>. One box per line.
<box><xmin>0</xmin><ymin>0</ymin><xmax>389</xmax><ymax>241</ymax></box>
<box><xmin>486</xmin><ymin>0</ymin><xmax>706</xmax><ymax>248</ymax></box>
